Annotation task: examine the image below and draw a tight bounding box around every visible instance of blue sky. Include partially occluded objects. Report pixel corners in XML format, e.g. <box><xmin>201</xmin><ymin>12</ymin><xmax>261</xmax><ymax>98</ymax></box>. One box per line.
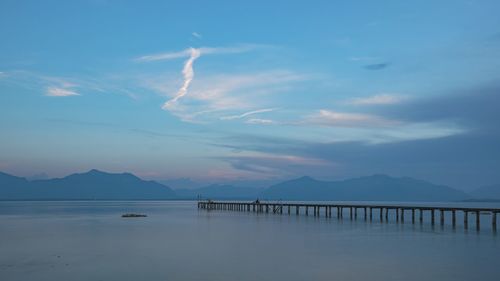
<box><xmin>1</xmin><ymin>0</ymin><xmax>500</xmax><ymax>189</ymax></box>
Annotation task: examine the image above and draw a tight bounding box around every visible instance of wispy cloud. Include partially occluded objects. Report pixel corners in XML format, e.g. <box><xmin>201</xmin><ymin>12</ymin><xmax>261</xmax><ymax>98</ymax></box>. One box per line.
<box><xmin>136</xmin><ymin>49</ymin><xmax>192</xmax><ymax>62</ymax></box>
<box><xmin>135</xmin><ymin>44</ymin><xmax>260</xmax><ymax>62</ymax></box>
<box><xmin>148</xmin><ymin>70</ymin><xmax>306</xmax><ymax>122</ymax></box>
<box><xmin>245</xmin><ymin>118</ymin><xmax>275</xmax><ymax>125</ymax></box>
<box><xmin>220</xmin><ymin>108</ymin><xmax>277</xmax><ymax>120</ymax></box>
<box><xmin>192</xmin><ymin>32</ymin><xmax>202</xmax><ymax>39</ymax></box>
<box><xmin>45</xmin><ymin>86</ymin><xmax>80</xmax><ymax>97</ymax></box>
<box><xmin>215</xmin><ymin>152</ymin><xmax>334</xmax><ymax>177</ymax></box>
<box><xmin>0</xmin><ymin>70</ymin><xmax>147</xmax><ymax>99</ymax></box>
<box><xmin>162</xmin><ymin>48</ymin><xmax>201</xmax><ymax>110</ymax></box>
<box><xmin>346</xmin><ymin>94</ymin><xmax>406</xmax><ymax>106</ymax></box>
<box><xmin>305</xmin><ymin>109</ymin><xmax>398</xmax><ymax>128</ymax></box>
<box><xmin>136</xmin><ymin>44</ymin><xmax>289</xmax><ymax>122</ymax></box>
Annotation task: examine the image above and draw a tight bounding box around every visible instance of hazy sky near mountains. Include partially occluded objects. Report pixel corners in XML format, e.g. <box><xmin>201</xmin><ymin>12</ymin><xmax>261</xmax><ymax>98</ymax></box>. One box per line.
<box><xmin>1</xmin><ymin>0</ymin><xmax>499</xmax><ymax>189</ymax></box>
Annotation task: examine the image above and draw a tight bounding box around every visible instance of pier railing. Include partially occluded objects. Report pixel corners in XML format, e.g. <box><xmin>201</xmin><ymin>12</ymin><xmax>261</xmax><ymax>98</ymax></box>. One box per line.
<box><xmin>198</xmin><ymin>201</ymin><xmax>499</xmax><ymax>232</ymax></box>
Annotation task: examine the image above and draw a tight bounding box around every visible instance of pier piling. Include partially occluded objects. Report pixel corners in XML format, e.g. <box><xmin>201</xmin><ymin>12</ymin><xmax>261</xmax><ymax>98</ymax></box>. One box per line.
<box><xmin>464</xmin><ymin>211</ymin><xmax>469</xmax><ymax>230</ymax></box>
<box><xmin>492</xmin><ymin>212</ymin><xmax>497</xmax><ymax>231</ymax></box>
<box><xmin>476</xmin><ymin>212</ymin><xmax>480</xmax><ymax>231</ymax></box>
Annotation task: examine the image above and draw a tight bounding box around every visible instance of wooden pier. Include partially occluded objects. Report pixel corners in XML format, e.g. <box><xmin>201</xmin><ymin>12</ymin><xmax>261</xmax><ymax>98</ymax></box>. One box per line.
<box><xmin>198</xmin><ymin>201</ymin><xmax>499</xmax><ymax>232</ymax></box>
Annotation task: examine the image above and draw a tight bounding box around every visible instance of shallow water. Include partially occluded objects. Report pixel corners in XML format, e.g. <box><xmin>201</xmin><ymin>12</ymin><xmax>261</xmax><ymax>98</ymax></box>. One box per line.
<box><xmin>0</xmin><ymin>201</ymin><xmax>499</xmax><ymax>281</ymax></box>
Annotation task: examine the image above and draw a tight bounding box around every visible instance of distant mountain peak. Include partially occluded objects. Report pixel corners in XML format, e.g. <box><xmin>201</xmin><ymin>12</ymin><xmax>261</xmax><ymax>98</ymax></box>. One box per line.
<box><xmin>87</xmin><ymin>169</ymin><xmax>106</xmax><ymax>174</ymax></box>
<box><xmin>295</xmin><ymin>176</ymin><xmax>316</xmax><ymax>181</ymax></box>
<box><xmin>82</xmin><ymin>169</ymin><xmax>133</xmax><ymax>177</ymax></box>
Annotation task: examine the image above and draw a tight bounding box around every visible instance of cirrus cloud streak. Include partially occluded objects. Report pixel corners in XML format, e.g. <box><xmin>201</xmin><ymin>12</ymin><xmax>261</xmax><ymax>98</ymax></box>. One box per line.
<box><xmin>45</xmin><ymin>87</ymin><xmax>80</xmax><ymax>97</ymax></box>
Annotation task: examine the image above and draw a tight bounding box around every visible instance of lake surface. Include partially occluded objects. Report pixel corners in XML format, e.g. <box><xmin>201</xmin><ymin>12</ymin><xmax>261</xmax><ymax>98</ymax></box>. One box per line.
<box><xmin>0</xmin><ymin>201</ymin><xmax>499</xmax><ymax>281</ymax></box>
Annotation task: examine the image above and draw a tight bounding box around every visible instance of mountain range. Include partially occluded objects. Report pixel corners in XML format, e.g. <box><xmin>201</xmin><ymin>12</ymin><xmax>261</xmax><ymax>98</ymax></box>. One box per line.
<box><xmin>0</xmin><ymin>169</ymin><xmax>175</xmax><ymax>200</ymax></box>
<box><xmin>261</xmin><ymin>175</ymin><xmax>469</xmax><ymax>201</ymax></box>
<box><xmin>1</xmin><ymin>169</ymin><xmax>499</xmax><ymax>201</ymax></box>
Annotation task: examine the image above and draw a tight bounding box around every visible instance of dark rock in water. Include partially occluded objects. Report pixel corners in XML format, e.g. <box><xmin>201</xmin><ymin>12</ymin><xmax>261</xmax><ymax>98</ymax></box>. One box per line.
<box><xmin>121</xmin><ymin>213</ymin><xmax>147</xmax><ymax>218</ymax></box>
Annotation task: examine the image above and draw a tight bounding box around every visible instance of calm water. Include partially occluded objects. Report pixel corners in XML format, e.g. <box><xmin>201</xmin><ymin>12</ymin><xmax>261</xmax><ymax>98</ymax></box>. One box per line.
<box><xmin>0</xmin><ymin>201</ymin><xmax>499</xmax><ymax>281</ymax></box>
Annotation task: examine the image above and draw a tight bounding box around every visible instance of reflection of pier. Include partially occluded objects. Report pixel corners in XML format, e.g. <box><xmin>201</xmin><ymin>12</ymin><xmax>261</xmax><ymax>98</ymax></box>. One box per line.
<box><xmin>198</xmin><ymin>201</ymin><xmax>499</xmax><ymax>232</ymax></box>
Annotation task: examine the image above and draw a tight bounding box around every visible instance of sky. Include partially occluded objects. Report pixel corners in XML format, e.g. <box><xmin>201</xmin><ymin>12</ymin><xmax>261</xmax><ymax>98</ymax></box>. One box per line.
<box><xmin>1</xmin><ymin>0</ymin><xmax>500</xmax><ymax>190</ymax></box>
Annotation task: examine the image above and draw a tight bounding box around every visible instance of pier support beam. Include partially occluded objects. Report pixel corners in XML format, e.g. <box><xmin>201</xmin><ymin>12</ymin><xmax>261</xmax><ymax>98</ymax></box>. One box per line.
<box><xmin>464</xmin><ymin>211</ymin><xmax>468</xmax><ymax>229</ymax></box>
<box><xmin>452</xmin><ymin>210</ymin><xmax>456</xmax><ymax>228</ymax></box>
<box><xmin>493</xmin><ymin>212</ymin><xmax>497</xmax><ymax>232</ymax></box>
<box><xmin>476</xmin><ymin>212</ymin><xmax>480</xmax><ymax>231</ymax></box>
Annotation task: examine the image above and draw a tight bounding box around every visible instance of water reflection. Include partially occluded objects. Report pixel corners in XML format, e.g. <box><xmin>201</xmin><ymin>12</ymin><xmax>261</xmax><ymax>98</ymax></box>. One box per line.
<box><xmin>0</xmin><ymin>201</ymin><xmax>498</xmax><ymax>281</ymax></box>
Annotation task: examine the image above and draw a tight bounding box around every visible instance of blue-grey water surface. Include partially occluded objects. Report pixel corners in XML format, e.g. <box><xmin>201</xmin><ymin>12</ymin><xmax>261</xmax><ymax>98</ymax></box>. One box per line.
<box><xmin>0</xmin><ymin>201</ymin><xmax>499</xmax><ymax>281</ymax></box>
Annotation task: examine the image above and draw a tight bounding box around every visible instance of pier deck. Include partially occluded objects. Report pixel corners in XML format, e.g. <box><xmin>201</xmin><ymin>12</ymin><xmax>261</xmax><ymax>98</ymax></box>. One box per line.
<box><xmin>198</xmin><ymin>201</ymin><xmax>499</xmax><ymax>232</ymax></box>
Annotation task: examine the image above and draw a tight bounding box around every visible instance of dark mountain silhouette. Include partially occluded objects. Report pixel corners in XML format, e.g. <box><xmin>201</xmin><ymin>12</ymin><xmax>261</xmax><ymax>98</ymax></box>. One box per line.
<box><xmin>0</xmin><ymin>172</ymin><xmax>32</xmax><ymax>199</ymax></box>
<box><xmin>260</xmin><ymin>174</ymin><xmax>470</xmax><ymax>201</ymax></box>
<box><xmin>0</xmin><ymin>172</ymin><xmax>30</xmax><ymax>187</ymax></box>
<box><xmin>0</xmin><ymin>171</ymin><xmax>479</xmax><ymax>201</ymax></box>
<box><xmin>470</xmin><ymin>184</ymin><xmax>500</xmax><ymax>199</ymax></box>
<box><xmin>0</xmin><ymin>169</ymin><xmax>176</xmax><ymax>200</ymax></box>
<box><xmin>176</xmin><ymin>184</ymin><xmax>263</xmax><ymax>199</ymax></box>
